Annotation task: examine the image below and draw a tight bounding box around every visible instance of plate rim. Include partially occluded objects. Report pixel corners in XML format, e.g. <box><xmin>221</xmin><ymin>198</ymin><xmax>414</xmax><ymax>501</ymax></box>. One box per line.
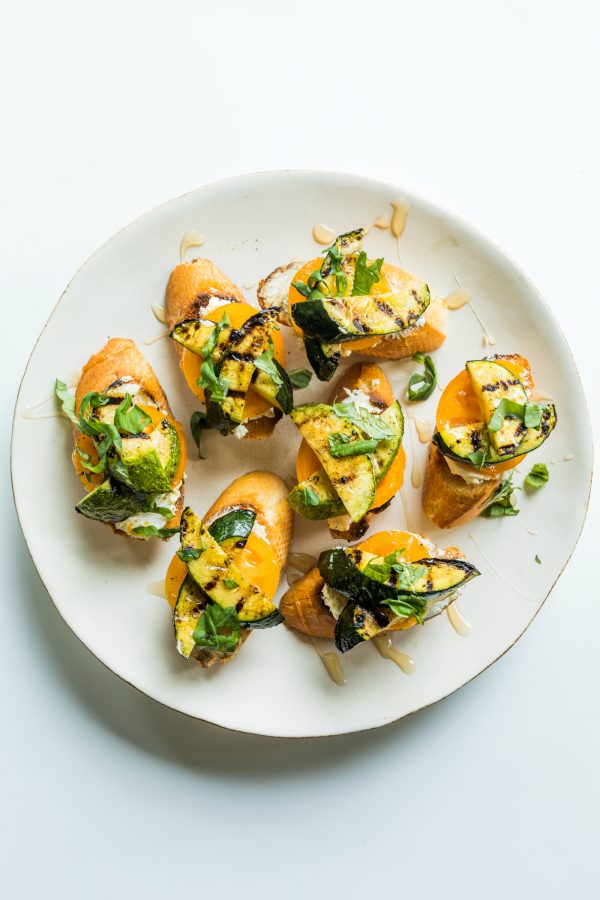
<box><xmin>10</xmin><ymin>168</ymin><xmax>595</xmax><ymax>738</ymax></box>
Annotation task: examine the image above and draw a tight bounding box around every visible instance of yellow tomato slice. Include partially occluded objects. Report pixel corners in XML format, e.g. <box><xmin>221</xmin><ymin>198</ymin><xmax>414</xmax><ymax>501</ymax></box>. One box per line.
<box><xmin>295</xmin><ymin>438</ymin><xmax>406</xmax><ymax>511</ymax></box>
<box><xmin>180</xmin><ymin>302</ymin><xmax>286</xmax><ymax>420</ymax></box>
<box><xmin>163</xmin><ymin>530</ymin><xmax>280</xmax><ymax>609</ymax></box>
<box><xmin>436</xmin><ymin>356</ymin><xmax>534</xmax><ymax>476</ymax></box>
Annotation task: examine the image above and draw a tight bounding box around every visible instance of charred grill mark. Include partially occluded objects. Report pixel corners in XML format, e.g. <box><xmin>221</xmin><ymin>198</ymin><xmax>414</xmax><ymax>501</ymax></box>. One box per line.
<box><xmin>204</xmin><ymin>580</ymin><xmax>217</xmax><ymax>592</ymax></box>
<box><xmin>471</xmin><ymin>429</ymin><xmax>482</xmax><ymax>449</ymax></box>
<box><xmin>481</xmin><ymin>378</ymin><xmax>521</xmax><ymax>392</ymax></box>
<box><xmin>352</xmin><ymin>316</ymin><xmax>367</xmax><ymax>333</ymax></box>
<box><xmin>375</xmin><ymin>299</ymin><xmax>395</xmax><ymax>319</ymax></box>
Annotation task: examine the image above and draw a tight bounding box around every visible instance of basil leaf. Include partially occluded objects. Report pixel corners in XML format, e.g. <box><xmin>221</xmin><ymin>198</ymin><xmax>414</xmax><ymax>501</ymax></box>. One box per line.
<box><xmin>223</xmin><ymin>578</ymin><xmax>239</xmax><ymax>590</ymax></box>
<box><xmin>352</xmin><ymin>252</ymin><xmax>384</xmax><ymax>296</ymax></box>
<box><xmin>113</xmin><ymin>393</ymin><xmax>152</xmax><ymax>435</ymax></box>
<box><xmin>524</xmin><ymin>462</ymin><xmax>549</xmax><ymax>490</ymax></box>
<box><xmin>132</xmin><ymin>525</ymin><xmax>179</xmax><ymax>539</ymax></box>
<box><xmin>524</xmin><ymin>402</ymin><xmax>543</xmax><ymax>428</ymax></box>
<box><xmin>480</xmin><ymin>475</ymin><xmax>520</xmax><ymax>517</ymax></box>
<box><xmin>487</xmin><ymin>399</ymin><xmax>527</xmax><ymax>432</ymax></box>
<box><xmin>254</xmin><ymin>338</ymin><xmax>283</xmax><ymax>388</ymax></box>
<box><xmin>198</xmin><ymin>359</ymin><xmax>229</xmax><ymax>403</ymax></box>
<box><xmin>382</xmin><ymin>595</ymin><xmax>427</xmax><ymax>622</ymax></box>
<box><xmin>190</xmin><ymin>411</ymin><xmax>212</xmax><ymax>459</ymax></box>
<box><xmin>75</xmin><ymin>446</ymin><xmax>106</xmax><ymax>474</ymax></box>
<box><xmin>535</xmin><ymin>555</ymin><xmax>542</xmax><ymax>565</ymax></box>
<box><xmin>177</xmin><ymin>547</ymin><xmax>201</xmax><ymax>562</ymax></box>
<box><xmin>467</xmin><ymin>448</ymin><xmax>488</xmax><ymax>469</ymax></box>
<box><xmin>332</xmin><ymin>400</ymin><xmax>395</xmax><ymax>440</ymax></box>
<box><xmin>54</xmin><ymin>379</ymin><xmax>79</xmax><ymax>425</ymax></box>
<box><xmin>408</xmin><ymin>353</ymin><xmax>437</xmax><ymax>401</ymax></box>
<box><xmin>288</xmin><ymin>368</ymin><xmax>313</xmax><ymax>389</ymax></box>
<box><xmin>301</xmin><ymin>486</ymin><xmax>320</xmax><ymax>506</ymax></box>
<box><xmin>291</xmin><ymin>280</ymin><xmax>312</xmax><ymax>298</ymax></box>
<box><xmin>109</xmin><ymin>457</ymin><xmax>137</xmax><ymax>488</ymax></box>
<box><xmin>202</xmin><ymin>311</ymin><xmax>230</xmax><ymax>359</ymax></box>
<box><xmin>328</xmin><ymin>436</ymin><xmax>379</xmax><ymax>458</ymax></box>
<box><xmin>192</xmin><ymin>603</ymin><xmax>241</xmax><ymax>653</ymax></box>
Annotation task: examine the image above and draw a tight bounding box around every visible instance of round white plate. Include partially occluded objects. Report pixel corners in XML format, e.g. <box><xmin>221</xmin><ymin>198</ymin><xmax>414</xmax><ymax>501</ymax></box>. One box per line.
<box><xmin>11</xmin><ymin>171</ymin><xmax>592</xmax><ymax>737</ymax></box>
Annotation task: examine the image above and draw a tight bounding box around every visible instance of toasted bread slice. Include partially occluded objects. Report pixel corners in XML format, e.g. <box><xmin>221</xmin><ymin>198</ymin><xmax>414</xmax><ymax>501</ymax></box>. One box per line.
<box><xmin>185</xmin><ymin>470</ymin><xmax>293</xmax><ymax>668</ymax></box>
<box><xmin>73</xmin><ymin>337</ymin><xmax>184</xmax><ymax>537</ymax></box>
<box><xmin>421</xmin><ymin>443</ymin><xmax>500</xmax><ymax>529</ymax></box>
<box><xmin>165</xmin><ymin>257</ymin><xmax>278</xmax><ymax>440</ymax></box>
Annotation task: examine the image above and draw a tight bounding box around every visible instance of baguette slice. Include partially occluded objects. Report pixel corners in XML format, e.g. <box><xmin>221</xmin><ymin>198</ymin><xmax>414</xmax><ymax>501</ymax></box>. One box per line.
<box><xmin>257</xmin><ymin>259</ymin><xmax>447</xmax><ymax>359</ymax></box>
<box><xmin>421</xmin><ymin>443</ymin><xmax>500</xmax><ymax>529</ymax></box>
<box><xmin>165</xmin><ymin>258</ymin><xmax>278</xmax><ymax>440</ymax></box>
<box><xmin>73</xmin><ymin>337</ymin><xmax>184</xmax><ymax>537</ymax></box>
<box><xmin>183</xmin><ymin>470</ymin><xmax>293</xmax><ymax>668</ymax></box>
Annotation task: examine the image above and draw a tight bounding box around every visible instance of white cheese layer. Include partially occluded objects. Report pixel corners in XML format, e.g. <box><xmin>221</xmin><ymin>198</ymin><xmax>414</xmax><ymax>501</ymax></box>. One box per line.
<box><xmin>114</xmin><ymin>484</ymin><xmax>181</xmax><ymax>539</ymax></box>
<box><xmin>443</xmin><ymin>455</ymin><xmax>497</xmax><ymax>484</ymax></box>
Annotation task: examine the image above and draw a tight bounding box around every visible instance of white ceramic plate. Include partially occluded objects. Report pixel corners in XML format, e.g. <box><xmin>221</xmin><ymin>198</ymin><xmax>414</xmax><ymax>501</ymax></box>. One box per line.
<box><xmin>11</xmin><ymin>171</ymin><xmax>592</xmax><ymax>737</ymax></box>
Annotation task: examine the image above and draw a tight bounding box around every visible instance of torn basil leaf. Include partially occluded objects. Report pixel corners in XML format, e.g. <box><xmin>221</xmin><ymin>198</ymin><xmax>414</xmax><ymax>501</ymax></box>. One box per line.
<box><xmin>177</xmin><ymin>547</ymin><xmax>201</xmax><ymax>562</ymax></box>
<box><xmin>190</xmin><ymin>411</ymin><xmax>212</xmax><ymax>459</ymax></box>
<box><xmin>254</xmin><ymin>337</ymin><xmax>283</xmax><ymax>388</ymax></box>
<box><xmin>132</xmin><ymin>525</ymin><xmax>179</xmax><ymax>539</ymax></box>
<box><xmin>352</xmin><ymin>252</ymin><xmax>384</xmax><ymax>296</ymax></box>
<box><xmin>192</xmin><ymin>603</ymin><xmax>241</xmax><ymax>653</ymax></box>
<box><xmin>288</xmin><ymin>368</ymin><xmax>313</xmax><ymax>389</ymax></box>
<box><xmin>408</xmin><ymin>353</ymin><xmax>437</xmax><ymax>401</ymax></box>
<box><xmin>301</xmin><ymin>485</ymin><xmax>320</xmax><ymax>506</ymax></box>
<box><xmin>524</xmin><ymin>462</ymin><xmax>549</xmax><ymax>490</ymax></box>
<box><xmin>54</xmin><ymin>379</ymin><xmax>79</xmax><ymax>425</ymax></box>
<box><xmin>480</xmin><ymin>475</ymin><xmax>520</xmax><ymax>517</ymax></box>
<box><xmin>113</xmin><ymin>393</ymin><xmax>152</xmax><ymax>435</ymax></box>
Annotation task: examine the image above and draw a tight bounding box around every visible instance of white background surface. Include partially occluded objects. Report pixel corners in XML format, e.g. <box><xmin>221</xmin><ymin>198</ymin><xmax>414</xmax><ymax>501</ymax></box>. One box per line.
<box><xmin>1</xmin><ymin>1</ymin><xmax>598</xmax><ymax>897</ymax></box>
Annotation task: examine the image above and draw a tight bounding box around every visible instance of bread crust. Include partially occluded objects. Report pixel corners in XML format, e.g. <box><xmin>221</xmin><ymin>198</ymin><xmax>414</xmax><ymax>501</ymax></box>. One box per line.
<box><xmin>73</xmin><ymin>337</ymin><xmax>184</xmax><ymax>538</ymax></box>
<box><xmin>366</xmin><ymin>296</ymin><xmax>447</xmax><ymax>359</ymax></box>
<box><xmin>421</xmin><ymin>443</ymin><xmax>500</xmax><ymax>529</ymax></box>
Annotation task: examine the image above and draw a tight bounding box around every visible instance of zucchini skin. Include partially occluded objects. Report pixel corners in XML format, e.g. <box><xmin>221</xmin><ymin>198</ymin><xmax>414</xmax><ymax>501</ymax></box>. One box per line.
<box><xmin>207</xmin><ymin>509</ymin><xmax>256</xmax><ymax>545</ymax></box>
<box><xmin>75</xmin><ymin>478</ymin><xmax>149</xmax><ymax>523</ymax></box>
<box><xmin>252</xmin><ymin>361</ymin><xmax>294</xmax><ymax>414</ymax></box>
<box><xmin>304</xmin><ymin>336</ymin><xmax>341</xmax><ymax>382</ymax></box>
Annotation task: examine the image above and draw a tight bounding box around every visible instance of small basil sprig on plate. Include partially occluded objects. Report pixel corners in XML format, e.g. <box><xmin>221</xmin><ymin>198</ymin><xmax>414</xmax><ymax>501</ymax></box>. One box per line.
<box><xmin>352</xmin><ymin>252</ymin><xmax>383</xmax><ymax>295</ymax></box>
<box><xmin>408</xmin><ymin>353</ymin><xmax>437</xmax><ymax>401</ymax></box>
<box><xmin>524</xmin><ymin>462</ymin><xmax>549</xmax><ymax>490</ymax></box>
<box><xmin>192</xmin><ymin>603</ymin><xmax>241</xmax><ymax>653</ymax></box>
<box><xmin>328</xmin><ymin>433</ymin><xmax>379</xmax><ymax>458</ymax></box>
<box><xmin>254</xmin><ymin>337</ymin><xmax>283</xmax><ymax>388</ymax></box>
<box><xmin>332</xmin><ymin>400</ymin><xmax>395</xmax><ymax>441</ymax></box>
<box><xmin>480</xmin><ymin>475</ymin><xmax>520</xmax><ymax>517</ymax></box>
<box><xmin>190</xmin><ymin>411</ymin><xmax>212</xmax><ymax>459</ymax></box>
<box><xmin>132</xmin><ymin>525</ymin><xmax>179</xmax><ymax>539</ymax></box>
<box><xmin>487</xmin><ymin>398</ymin><xmax>545</xmax><ymax>432</ymax></box>
<box><xmin>288</xmin><ymin>368</ymin><xmax>313</xmax><ymax>389</ymax></box>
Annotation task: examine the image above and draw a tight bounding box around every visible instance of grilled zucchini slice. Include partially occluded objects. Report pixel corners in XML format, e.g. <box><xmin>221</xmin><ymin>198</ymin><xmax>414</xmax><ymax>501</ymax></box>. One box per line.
<box><xmin>291</xmin><ymin>284</ymin><xmax>430</xmax><ymax>344</ymax></box>
<box><xmin>173</xmin><ymin>575</ymin><xmax>209</xmax><ymax>659</ymax></box>
<box><xmin>251</xmin><ymin>362</ymin><xmax>293</xmax><ymax>414</ymax></box>
<box><xmin>170</xmin><ymin>318</ymin><xmax>231</xmax><ymax>360</ymax></box>
<box><xmin>180</xmin><ymin>508</ymin><xmax>282</xmax><ymax>627</ymax></box>
<box><xmin>207</xmin><ymin>309</ymin><xmax>277</xmax><ymax>427</ymax></box>
<box><xmin>435</xmin><ymin>403</ymin><xmax>557</xmax><ymax>465</ymax></box>
<box><xmin>75</xmin><ymin>478</ymin><xmax>147</xmax><ymax>523</ymax></box>
<box><xmin>371</xmin><ymin>401</ymin><xmax>404</xmax><ymax>481</ymax></box>
<box><xmin>290</xmin><ymin>405</ymin><xmax>376</xmax><ymax>522</ymax></box>
<box><xmin>207</xmin><ymin>508</ymin><xmax>256</xmax><ymax>553</ymax></box>
<box><xmin>466</xmin><ymin>359</ymin><xmax>528</xmax><ymax>455</ymax></box>
<box><xmin>288</xmin><ymin>470</ymin><xmax>346</xmax><ymax>521</ymax></box>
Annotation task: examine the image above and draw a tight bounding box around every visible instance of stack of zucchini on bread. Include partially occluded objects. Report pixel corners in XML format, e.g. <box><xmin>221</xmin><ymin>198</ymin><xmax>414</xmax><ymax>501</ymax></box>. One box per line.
<box><xmin>59</xmin><ymin>338</ymin><xmax>186</xmax><ymax>540</ymax></box>
<box><xmin>423</xmin><ymin>354</ymin><xmax>557</xmax><ymax>527</ymax></box>
<box><xmin>166</xmin><ymin>258</ymin><xmax>293</xmax><ymax>439</ymax></box>
<box><xmin>281</xmin><ymin>529</ymin><xmax>480</xmax><ymax>652</ymax></box>
<box><xmin>257</xmin><ymin>227</ymin><xmax>447</xmax><ymax>381</ymax></box>
<box><xmin>288</xmin><ymin>362</ymin><xmax>406</xmax><ymax>541</ymax></box>
<box><xmin>165</xmin><ymin>472</ymin><xmax>292</xmax><ymax>667</ymax></box>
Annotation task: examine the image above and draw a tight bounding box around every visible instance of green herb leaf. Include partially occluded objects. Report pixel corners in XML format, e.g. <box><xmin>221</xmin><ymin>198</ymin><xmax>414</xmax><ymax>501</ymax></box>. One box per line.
<box><xmin>109</xmin><ymin>457</ymin><xmax>137</xmax><ymax>488</ymax></box>
<box><xmin>480</xmin><ymin>475</ymin><xmax>520</xmax><ymax>517</ymax></box>
<box><xmin>535</xmin><ymin>554</ymin><xmax>542</xmax><ymax>565</ymax></box>
<box><xmin>363</xmin><ymin>552</ymin><xmax>429</xmax><ymax>592</ymax></box>
<box><xmin>288</xmin><ymin>368</ymin><xmax>313</xmax><ymax>389</ymax></box>
<box><xmin>487</xmin><ymin>398</ymin><xmax>527</xmax><ymax>432</ymax></box>
<box><xmin>132</xmin><ymin>525</ymin><xmax>179</xmax><ymax>539</ymax></box>
<box><xmin>332</xmin><ymin>400</ymin><xmax>395</xmax><ymax>440</ymax></box>
<box><xmin>113</xmin><ymin>394</ymin><xmax>153</xmax><ymax>434</ymax></box>
<box><xmin>202</xmin><ymin>311</ymin><xmax>230</xmax><ymax>359</ymax></box>
<box><xmin>54</xmin><ymin>379</ymin><xmax>79</xmax><ymax>425</ymax></box>
<box><xmin>352</xmin><ymin>252</ymin><xmax>384</xmax><ymax>296</ymax></box>
<box><xmin>192</xmin><ymin>603</ymin><xmax>241</xmax><ymax>653</ymax></box>
<box><xmin>524</xmin><ymin>402</ymin><xmax>543</xmax><ymax>428</ymax></box>
<box><xmin>223</xmin><ymin>578</ymin><xmax>239</xmax><ymax>590</ymax></box>
<box><xmin>190</xmin><ymin>411</ymin><xmax>212</xmax><ymax>459</ymax></box>
<box><xmin>177</xmin><ymin>547</ymin><xmax>201</xmax><ymax>562</ymax></box>
<box><xmin>408</xmin><ymin>353</ymin><xmax>437</xmax><ymax>401</ymax></box>
<box><xmin>291</xmin><ymin>280</ymin><xmax>312</xmax><ymax>298</ymax></box>
<box><xmin>524</xmin><ymin>462</ymin><xmax>549</xmax><ymax>490</ymax></box>
<box><xmin>383</xmin><ymin>595</ymin><xmax>427</xmax><ymax>622</ymax></box>
<box><xmin>198</xmin><ymin>358</ymin><xmax>229</xmax><ymax>403</ymax></box>
<box><xmin>467</xmin><ymin>448</ymin><xmax>488</xmax><ymax>469</ymax></box>
<box><xmin>254</xmin><ymin>337</ymin><xmax>283</xmax><ymax>388</ymax></box>
<box><xmin>328</xmin><ymin>435</ymin><xmax>379</xmax><ymax>458</ymax></box>
<box><xmin>301</xmin><ymin>485</ymin><xmax>320</xmax><ymax>506</ymax></box>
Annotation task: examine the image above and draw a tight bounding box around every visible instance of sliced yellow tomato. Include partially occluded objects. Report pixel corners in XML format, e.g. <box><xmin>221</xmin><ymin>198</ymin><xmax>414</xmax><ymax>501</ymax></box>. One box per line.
<box><xmin>163</xmin><ymin>529</ymin><xmax>280</xmax><ymax>609</ymax></box>
<box><xmin>180</xmin><ymin>302</ymin><xmax>286</xmax><ymax>420</ymax></box>
<box><xmin>72</xmin><ymin>433</ymin><xmax>103</xmax><ymax>491</ymax></box>
<box><xmin>436</xmin><ymin>356</ymin><xmax>534</xmax><ymax>476</ymax></box>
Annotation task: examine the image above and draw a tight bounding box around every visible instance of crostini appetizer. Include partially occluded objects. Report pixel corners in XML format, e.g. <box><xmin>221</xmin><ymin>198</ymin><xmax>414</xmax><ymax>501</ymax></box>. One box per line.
<box><xmin>55</xmin><ymin>338</ymin><xmax>186</xmax><ymax>539</ymax></box>
<box><xmin>166</xmin><ymin>257</ymin><xmax>293</xmax><ymax>439</ymax></box>
<box><xmin>257</xmin><ymin>228</ymin><xmax>447</xmax><ymax>380</ymax></box>
<box><xmin>164</xmin><ymin>471</ymin><xmax>293</xmax><ymax>667</ymax></box>
<box><xmin>280</xmin><ymin>530</ymin><xmax>479</xmax><ymax>652</ymax></box>
<box><xmin>423</xmin><ymin>354</ymin><xmax>557</xmax><ymax>528</ymax></box>
<box><xmin>288</xmin><ymin>362</ymin><xmax>406</xmax><ymax>541</ymax></box>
